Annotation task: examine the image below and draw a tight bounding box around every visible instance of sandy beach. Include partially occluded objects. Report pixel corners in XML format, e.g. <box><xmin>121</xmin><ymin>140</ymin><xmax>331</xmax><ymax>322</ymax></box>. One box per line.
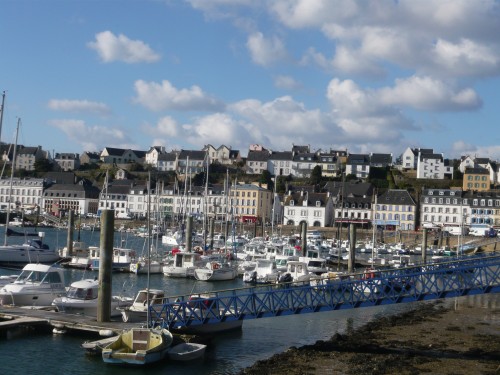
<box><xmin>239</xmin><ymin>293</ymin><xmax>500</xmax><ymax>375</ymax></box>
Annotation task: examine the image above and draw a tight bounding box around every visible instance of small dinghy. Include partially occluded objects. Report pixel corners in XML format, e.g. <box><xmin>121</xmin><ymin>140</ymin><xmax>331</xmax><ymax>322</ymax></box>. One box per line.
<box><xmin>167</xmin><ymin>342</ymin><xmax>207</xmax><ymax>361</ymax></box>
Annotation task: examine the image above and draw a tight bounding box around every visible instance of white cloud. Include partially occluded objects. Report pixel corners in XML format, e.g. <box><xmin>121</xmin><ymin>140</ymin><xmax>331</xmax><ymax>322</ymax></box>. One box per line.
<box><xmin>143</xmin><ymin>116</ymin><xmax>179</xmax><ymax>138</ymax></box>
<box><xmin>246</xmin><ymin>32</ymin><xmax>287</xmax><ymax>66</ymax></box>
<box><xmin>182</xmin><ymin>113</ymin><xmax>250</xmax><ymax>149</ymax></box>
<box><xmin>133</xmin><ymin>80</ymin><xmax>225</xmax><ymax>112</ymax></box>
<box><xmin>47</xmin><ymin>99</ymin><xmax>110</xmax><ymax>116</ymax></box>
<box><xmin>87</xmin><ymin>31</ymin><xmax>160</xmax><ymax>63</ymax></box>
<box><xmin>48</xmin><ymin>119</ymin><xmax>136</xmax><ymax>151</ymax></box>
<box><xmin>378</xmin><ymin>76</ymin><xmax>482</xmax><ymax>111</ymax></box>
<box><xmin>431</xmin><ymin>38</ymin><xmax>500</xmax><ymax>78</ymax></box>
<box><xmin>274</xmin><ymin>75</ymin><xmax>301</xmax><ymax>90</ymax></box>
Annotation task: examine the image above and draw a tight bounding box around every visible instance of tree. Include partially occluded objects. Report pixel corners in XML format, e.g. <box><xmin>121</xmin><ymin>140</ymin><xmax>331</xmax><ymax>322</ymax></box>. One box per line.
<box><xmin>260</xmin><ymin>170</ymin><xmax>274</xmax><ymax>190</ymax></box>
<box><xmin>34</xmin><ymin>158</ymin><xmax>53</xmax><ymax>174</ymax></box>
<box><xmin>309</xmin><ymin>165</ymin><xmax>322</xmax><ymax>185</ymax></box>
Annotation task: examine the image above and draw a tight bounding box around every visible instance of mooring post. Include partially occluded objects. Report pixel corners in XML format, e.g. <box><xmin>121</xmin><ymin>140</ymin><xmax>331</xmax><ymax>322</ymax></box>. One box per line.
<box><xmin>208</xmin><ymin>217</ymin><xmax>214</xmax><ymax>251</ymax></box>
<box><xmin>348</xmin><ymin>224</ymin><xmax>356</xmax><ymax>273</ymax></box>
<box><xmin>301</xmin><ymin>221</ymin><xmax>307</xmax><ymax>256</ymax></box>
<box><xmin>66</xmin><ymin>210</ymin><xmax>74</xmax><ymax>257</ymax></box>
<box><xmin>186</xmin><ymin>214</ymin><xmax>193</xmax><ymax>252</ymax></box>
<box><xmin>422</xmin><ymin>228</ymin><xmax>428</xmax><ymax>264</ymax></box>
<box><xmin>97</xmin><ymin>209</ymin><xmax>114</xmax><ymax>322</ymax></box>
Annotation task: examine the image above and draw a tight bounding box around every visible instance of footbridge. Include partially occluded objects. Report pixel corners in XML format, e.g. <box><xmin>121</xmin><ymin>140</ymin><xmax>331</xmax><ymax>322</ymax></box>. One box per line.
<box><xmin>150</xmin><ymin>253</ymin><xmax>500</xmax><ymax>330</ymax></box>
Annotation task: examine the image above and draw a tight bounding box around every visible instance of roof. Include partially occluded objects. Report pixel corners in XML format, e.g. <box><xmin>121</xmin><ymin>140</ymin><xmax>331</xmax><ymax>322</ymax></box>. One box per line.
<box><xmin>269</xmin><ymin>151</ymin><xmax>293</xmax><ymax>161</ymax></box>
<box><xmin>464</xmin><ymin>167</ymin><xmax>489</xmax><ymax>174</ymax></box>
<box><xmin>347</xmin><ymin>154</ymin><xmax>370</xmax><ymax>165</ymax></box>
<box><xmin>178</xmin><ymin>150</ymin><xmax>207</xmax><ymax>160</ymax></box>
<box><xmin>419</xmin><ymin>153</ymin><xmax>443</xmax><ymax>161</ymax></box>
<box><xmin>370</xmin><ymin>153</ymin><xmax>392</xmax><ymax>164</ymax></box>
<box><xmin>247</xmin><ymin>150</ymin><xmax>270</xmax><ymax>162</ymax></box>
<box><xmin>377</xmin><ymin>189</ymin><xmax>416</xmax><ymax>206</ymax></box>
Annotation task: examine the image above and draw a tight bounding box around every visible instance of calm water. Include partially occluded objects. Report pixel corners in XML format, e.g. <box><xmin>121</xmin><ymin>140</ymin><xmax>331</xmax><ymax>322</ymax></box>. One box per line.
<box><xmin>0</xmin><ymin>227</ymin><xmax>493</xmax><ymax>374</ymax></box>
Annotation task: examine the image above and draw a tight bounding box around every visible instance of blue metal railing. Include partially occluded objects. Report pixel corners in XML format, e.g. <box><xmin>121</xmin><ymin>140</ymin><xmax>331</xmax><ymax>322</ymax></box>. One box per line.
<box><xmin>149</xmin><ymin>253</ymin><xmax>500</xmax><ymax>330</ymax></box>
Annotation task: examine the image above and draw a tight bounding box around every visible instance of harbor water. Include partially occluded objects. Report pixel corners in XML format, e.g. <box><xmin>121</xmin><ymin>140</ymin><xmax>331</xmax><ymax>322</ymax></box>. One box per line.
<box><xmin>0</xmin><ymin>227</ymin><xmax>467</xmax><ymax>374</ymax></box>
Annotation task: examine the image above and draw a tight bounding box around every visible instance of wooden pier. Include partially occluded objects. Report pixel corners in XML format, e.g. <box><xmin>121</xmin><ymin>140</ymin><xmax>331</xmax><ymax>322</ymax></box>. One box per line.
<box><xmin>0</xmin><ymin>305</ymin><xmax>138</xmax><ymax>338</ymax></box>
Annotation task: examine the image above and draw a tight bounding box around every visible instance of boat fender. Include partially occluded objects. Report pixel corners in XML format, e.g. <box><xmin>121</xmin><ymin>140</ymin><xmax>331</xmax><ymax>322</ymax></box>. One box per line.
<box><xmin>99</xmin><ymin>329</ymin><xmax>115</xmax><ymax>337</ymax></box>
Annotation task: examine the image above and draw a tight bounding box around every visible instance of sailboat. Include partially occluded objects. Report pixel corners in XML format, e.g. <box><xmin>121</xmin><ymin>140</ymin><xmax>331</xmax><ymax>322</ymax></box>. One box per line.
<box><xmin>103</xmin><ymin>173</ymin><xmax>173</xmax><ymax>366</ymax></box>
<box><xmin>0</xmin><ymin>118</ymin><xmax>60</xmax><ymax>267</ymax></box>
<box><xmin>130</xmin><ymin>181</ymin><xmax>165</xmax><ymax>274</ymax></box>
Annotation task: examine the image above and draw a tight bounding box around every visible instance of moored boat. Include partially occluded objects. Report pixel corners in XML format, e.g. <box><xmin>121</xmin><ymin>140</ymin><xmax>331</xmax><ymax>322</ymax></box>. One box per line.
<box><xmin>167</xmin><ymin>342</ymin><xmax>207</xmax><ymax>361</ymax></box>
<box><xmin>0</xmin><ymin>263</ymin><xmax>66</xmax><ymax>306</ymax></box>
<box><xmin>52</xmin><ymin>278</ymin><xmax>132</xmax><ymax>317</ymax></box>
<box><xmin>102</xmin><ymin>327</ymin><xmax>173</xmax><ymax>366</ymax></box>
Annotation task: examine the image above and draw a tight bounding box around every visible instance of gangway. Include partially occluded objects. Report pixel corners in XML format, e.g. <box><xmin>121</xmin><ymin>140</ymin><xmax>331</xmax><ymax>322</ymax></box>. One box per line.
<box><xmin>150</xmin><ymin>253</ymin><xmax>500</xmax><ymax>330</ymax></box>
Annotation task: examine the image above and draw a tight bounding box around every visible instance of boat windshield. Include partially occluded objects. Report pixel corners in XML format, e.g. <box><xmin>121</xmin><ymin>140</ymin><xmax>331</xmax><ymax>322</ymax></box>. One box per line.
<box><xmin>16</xmin><ymin>270</ymin><xmax>45</xmax><ymax>283</ymax></box>
<box><xmin>67</xmin><ymin>287</ymin><xmax>96</xmax><ymax>299</ymax></box>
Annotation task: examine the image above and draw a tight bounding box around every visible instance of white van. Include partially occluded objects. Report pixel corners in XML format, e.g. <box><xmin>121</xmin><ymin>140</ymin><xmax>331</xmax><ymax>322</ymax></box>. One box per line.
<box><xmin>442</xmin><ymin>226</ymin><xmax>468</xmax><ymax>236</ymax></box>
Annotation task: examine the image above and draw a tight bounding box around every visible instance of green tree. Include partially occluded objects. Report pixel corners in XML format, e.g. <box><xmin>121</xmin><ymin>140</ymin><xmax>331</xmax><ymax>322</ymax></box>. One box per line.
<box><xmin>34</xmin><ymin>158</ymin><xmax>53</xmax><ymax>173</ymax></box>
<box><xmin>260</xmin><ymin>170</ymin><xmax>274</xmax><ymax>190</ymax></box>
<box><xmin>309</xmin><ymin>165</ymin><xmax>322</xmax><ymax>185</ymax></box>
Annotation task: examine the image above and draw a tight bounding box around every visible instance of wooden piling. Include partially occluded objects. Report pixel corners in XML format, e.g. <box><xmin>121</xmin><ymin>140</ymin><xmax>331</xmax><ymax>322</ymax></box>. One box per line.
<box><xmin>66</xmin><ymin>210</ymin><xmax>74</xmax><ymax>257</ymax></box>
<box><xmin>348</xmin><ymin>224</ymin><xmax>356</xmax><ymax>273</ymax></box>
<box><xmin>186</xmin><ymin>215</ymin><xmax>193</xmax><ymax>252</ymax></box>
<box><xmin>422</xmin><ymin>228</ymin><xmax>428</xmax><ymax>264</ymax></box>
<box><xmin>97</xmin><ymin>209</ymin><xmax>114</xmax><ymax>322</ymax></box>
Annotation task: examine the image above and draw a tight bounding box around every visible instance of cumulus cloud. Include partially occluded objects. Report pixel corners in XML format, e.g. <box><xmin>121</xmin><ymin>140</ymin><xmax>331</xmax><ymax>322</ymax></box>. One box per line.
<box><xmin>246</xmin><ymin>32</ymin><xmax>287</xmax><ymax>66</ymax></box>
<box><xmin>378</xmin><ymin>76</ymin><xmax>482</xmax><ymax>111</ymax></box>
<box><xmin>47</xmin><ymin>99</ymin><xmax>111</xmax><ymax>116</ymax></box>
<box><xmin>133</xmin><ymin>80</ymin><xmax>225</xmax><ymax>112</ymax></box>
<box><xmin>143</xmin><ymin>116</ymin><xmax>179</xmax><ymax>138</ymax></box>
<box><xmin>182</xmin><ymin>113</ymin><xmax>252</xmax><ymax>150</ymax></box>
<box><xmin>87</xmin><ymin>31</ymin><xmax>160</xmax><ymax>63</ymax></box>
<box><xmin>274</xmin><ymin>75</ymin><xmax>302</xmax><ymax>90</ymax></box>
<box><xmin>48</xmin><ymin>119</ymin><xmax>136</xmax><ymax>151</ymax></box>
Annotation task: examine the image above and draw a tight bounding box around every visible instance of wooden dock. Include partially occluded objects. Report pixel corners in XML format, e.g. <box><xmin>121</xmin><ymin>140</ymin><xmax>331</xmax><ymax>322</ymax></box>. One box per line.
<box><xmin>0</xmin><ymin>306</ymin><xmax>139</xmax><ymax>337</ymax></box>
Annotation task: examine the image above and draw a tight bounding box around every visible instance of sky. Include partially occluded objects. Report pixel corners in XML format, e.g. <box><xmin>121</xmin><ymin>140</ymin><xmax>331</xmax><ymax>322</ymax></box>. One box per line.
<box><xmin>1</xmin><ymin>0</ymin><xmax>500</xmax><ymax>160</ymax></box>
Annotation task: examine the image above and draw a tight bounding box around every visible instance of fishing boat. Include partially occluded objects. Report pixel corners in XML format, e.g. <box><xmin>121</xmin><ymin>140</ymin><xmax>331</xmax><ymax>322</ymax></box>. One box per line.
<box><xmin>0</xmin><ymin>263</ymin><xmax>66</xmax><ymax>306</ymax></box>
<box><xmin>242</xmin><ymin>258</ymin><xmax>279</xmax><ymax>284</ymax></box>
<box><xmin>61</xmin><ymin>241</ymin><xmax>93</xmax><ymax>269</ymax></box>
<box><xmin>193</xmin><ymin>260</ymin><xmax>238</xmax><ymax>281</ymax></box>
<box><xmin>163</xmin><ymin>251</ymin><xmax>205</xmax><ymax>278</ymax></box>
<box><xmin>51</xmin><ymin>278</ymin><xmax>132</xmax><ymax>317</ymax></box>
<box><xmin>101</xmin><ymin>327</ymin><xmax>173</xmax><ymax>366</ymax></box>
<box><xmin>120</xmin><ymin>288</ymin><xmax>165</xmax><ymax>323</ymax></box>
<box><xmin>167</xmin><ymin>342</ymin><xmax>207</xmax><ymax>361</ymax></box>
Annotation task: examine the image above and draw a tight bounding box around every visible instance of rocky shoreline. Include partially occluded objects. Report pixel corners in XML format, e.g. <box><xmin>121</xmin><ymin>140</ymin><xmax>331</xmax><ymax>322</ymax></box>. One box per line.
<box><xmin>238</xmin><ymin>294</ymin><xmax>500</xmax><ymax>375</ymax></box>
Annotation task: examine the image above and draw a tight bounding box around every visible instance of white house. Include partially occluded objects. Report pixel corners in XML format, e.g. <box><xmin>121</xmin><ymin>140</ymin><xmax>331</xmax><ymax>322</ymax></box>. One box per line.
<box><xmin>282</xmin><ymin>190</ymin><xmax>334</xmax><ymax>227</ymax></box>
<box><xmin>416</xmin><ymin>152</ymin><xmax>453</xmax><ymax>179</ymax></box>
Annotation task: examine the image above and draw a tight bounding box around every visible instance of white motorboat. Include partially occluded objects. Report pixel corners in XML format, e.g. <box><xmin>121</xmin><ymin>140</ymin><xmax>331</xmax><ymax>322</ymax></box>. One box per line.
<box><xmin>63</xmin><ymin>242</ymin><xmax>93</xmax><ymax>269</ymax></box>
<box><xmin>167</xmin><ymin>342</ymin><xmax>207</xmax><ymax>361</ymax></box>
<box><xmin>52</xmin><ymin>278</ymin><xmax>132</xmax><ymax>317</ymax></box>
<box><xmin>0</xmin><ymin>237</ymin><xmax>60</xmax><ymax>267</ymax></box>
<box><xmin>121</xmin><ymin>288</ymin><xmax>166</xmax><ymax>323</ymax></box>
<box><xmin>277</xmin><ymin>260</ymin><xmax>312</xmax><ymax>284</ymax></box>
<box><xmin>243</xmin><ymin>258</ymin><xmax>279</xmax><ymax>284</ymax></box>
<box><xmin>0</xmin><ymin>263</ymin><xmax>66</xmax><ymax>306</ymax></box>
<box><xmin>129</xmin><ymin>258</ymin><xmax>164</xmax><ymax>274</ymax></box>
<box><xmin>163</xmin><ymin>251</ymin><xmax>204</xmax><ymax>278</ymax></box>
<box><xmin>194</xmin><ymin>260</ymin><xmax>238</xmax><ymax>281</ymax></box>
<box><xmin>90</xmin><ymin>247</ymin><xmax>136</xmax><ymax>272</ymax></box>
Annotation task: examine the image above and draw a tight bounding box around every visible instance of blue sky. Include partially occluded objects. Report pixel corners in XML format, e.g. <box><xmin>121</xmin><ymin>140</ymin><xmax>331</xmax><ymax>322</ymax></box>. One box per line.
<box><xmin>1</xmin><ymin>0</ymin><xmax>500</xmax><ymax>160</ymax></box>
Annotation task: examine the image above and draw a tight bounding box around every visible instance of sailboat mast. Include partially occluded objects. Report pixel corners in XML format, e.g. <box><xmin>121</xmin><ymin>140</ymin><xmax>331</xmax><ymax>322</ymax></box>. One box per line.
<box><xmin>0</xmin><ymin>91</ymin><xmax>5</xmax><ymax>144</ymax></box>
<box><xmin>146</xmin><ymin>172</ymin><xmax>151</xmax><ymax>325</ymax></box>
<box><xmin>4</xmin><ymin>117</ymin><xmax>20</xmax><ymax>245</ymax></box>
